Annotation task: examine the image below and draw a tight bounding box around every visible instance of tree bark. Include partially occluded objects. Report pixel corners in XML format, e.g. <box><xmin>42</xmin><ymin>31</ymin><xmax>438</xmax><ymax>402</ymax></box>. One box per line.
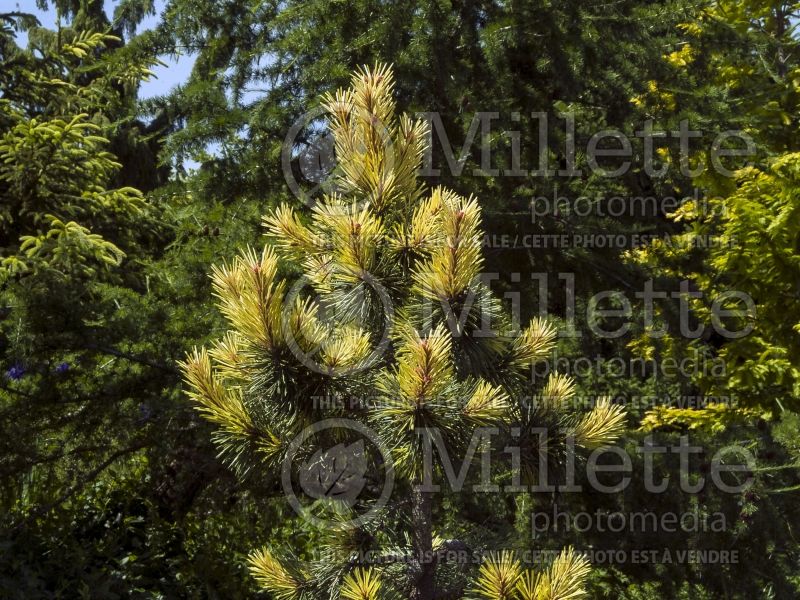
<box><xmin>410</xmin><ymin>486</ymin><xmax>435</xmax><ymax>600</ymax></box>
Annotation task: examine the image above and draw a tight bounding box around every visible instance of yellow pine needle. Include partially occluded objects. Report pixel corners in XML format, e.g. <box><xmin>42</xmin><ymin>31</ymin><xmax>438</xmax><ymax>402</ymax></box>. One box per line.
<box><xmin>536</xmin><ymin>547</ymin><xmax>591</xmax><ymax>600</ymax></box>
<box><xmin>393</xmin><ymin>113</ymin><xmax>430</xmax><ymax>201</ymax></box>
<box><xmin>263</xmin><ymin>203</ymin><xmax>319</xmax><ymax>259</ymax></box>
<box><xmin>339</xmin><ymin>567</ymin><xmax>382</xmax><ymax>600</ymax></box>
<box><xmin>515</xmin><ymin>569</ymin><xmax>543</xmax><ymax>600</ymax></box>
<box><xmin>538</xmin><ymin>373</ymin><xmax>576</xmax><ymax>413</ymax></box>
<box><xmin>472</xmin><ymin>551</ymin><xmax>522</xmax><ymax>599</ymax></box>
<box><xmin>179</xmin><ymin>349</ymin><xmax>279</xmax><ymax>457</ymax></box>
<box><xmin>410</xmin><ymin>190</ymin><xmax>445</xmax><ymax>248</ymax></box>
<box><xmin>573</xmin><ymin>398</ymin><xmax>627</xmax><ymax>449</ymax></box>
<box><xmin>387</xmin><ymin>189</ymin><xmax>444</xmax><ymax>255</ymax></box>
<box><xmin>351</xmin><ymin>62</ymin><xmax>396</xmax><ymax>127</ymax></box>
<box><xmin>302</xmin><ymin>254</ymin><xmax>336</xmax><ymax>291</ymax></box>
<box><xmin>509</xmin><ymin>318</ymin><xmax>557</xmax><ymax>372</ymax></box>
<box><xmin>320</xmin><ymin>325</ymin><xmax>373</xmax><ymax>372</ymax></box>
<box><xmin>247</xmin><ymin>548</ymin><xmax>304</xmax><ymax>600</ymax></box>
<box><xmin>464</xmin><ymin>380</ymin><xmax>510</xmax><ymax>425</ymax></box>
<box><xmin>179</xmin><ymin>348</ymin><xmax>253</xmax><ymax>436</ymax></box>
<box><xmin>210</xmin><ymin>246</ymin><xmax>285</xmax><ymax>351</ymax></box>
<box><xmin>395</xmin><ymin>324</ymin><xmax>454</xmax><ymax>404</ymax></box>
<box><xmin>412</xmin><ymin>188</ymin><xmax>484</xmax><ymax>301</ymax></box>
<box><xmin>312</xmin><ymin>201</ymin><xmax>384</xmax><ymax>276</ymax></box>
<box><xmin>284</xmin><ymin>295</ymin><xmax>328</xmax><ymax>352</ymax></box>
<box><xmin>208</xmin><ymin>331</ymin><xmax>246</xmax><ymax>380</ymax></box>
<box><xmin>321</xmin><ymin>64</ymin><xmax>410</xmax><ymax>213</ymax></box>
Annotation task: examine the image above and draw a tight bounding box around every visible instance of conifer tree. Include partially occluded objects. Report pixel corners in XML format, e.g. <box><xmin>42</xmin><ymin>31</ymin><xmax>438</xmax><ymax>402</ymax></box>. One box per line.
<box><xmin>627</xmin><ymin>0</ymin><xmax>800</xmax><ymax>423</ymax></box>
<box><xmin>181</xmin><ymin>65</ymin><xmax>627</xmax><ymax>600</ymax></box>
<box><xmin>0</xmin><ymin>27</ymin><xmax>150</xmax><ymax>280</ymax></box>
<box><xmin>1</xmin><ymin>13</ymin><xmax>282</xmax><ymax>596</ymax></box>
<box><xmin>0</xmin><ymin>18</ymin><xmax>159</xmax><ymax>505</ymax></box>
<box><xmin>136</xmin><ymin>0</ymin><xmax>691</xmax><ymax>295</ymax></box>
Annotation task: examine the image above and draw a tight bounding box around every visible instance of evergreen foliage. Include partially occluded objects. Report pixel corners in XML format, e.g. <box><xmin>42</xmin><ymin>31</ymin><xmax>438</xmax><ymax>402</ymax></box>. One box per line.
<box><xmin>2</xmin><ymin>2</ymin><xmax>800</xmax><ymax>598</ymax></box>
<box><xmin>182</xmin><ymin>65</ymin><xmax>626</xmax><ymax>600</ymax></box>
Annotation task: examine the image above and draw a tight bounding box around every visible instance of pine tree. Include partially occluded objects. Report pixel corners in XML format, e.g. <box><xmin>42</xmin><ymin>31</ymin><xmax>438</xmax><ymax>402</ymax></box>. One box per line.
<box><xmin>181</xmin><ymin>65</ymin><xmax>626</xmax><ymax>600</ymax></box>
<box><xmin>627</xmin><ymin>0</ymin><xmax>800</xmax><ymax>423</ymax></box>
<box><xmin>135</xmin><ymin>0</ymin><xmax>691</xmax><ymax>298</ymax></box>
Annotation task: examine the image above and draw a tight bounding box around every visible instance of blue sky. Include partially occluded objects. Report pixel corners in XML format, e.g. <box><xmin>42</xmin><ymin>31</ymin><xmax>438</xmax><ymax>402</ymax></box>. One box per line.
<box><xmin>11</xmin><ymin>0</ymin><xmax>194</xmax><ymax>100</ymax></box>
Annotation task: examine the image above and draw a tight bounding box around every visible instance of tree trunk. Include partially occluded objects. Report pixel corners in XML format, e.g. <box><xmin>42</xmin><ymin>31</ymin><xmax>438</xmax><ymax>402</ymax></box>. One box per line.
<box><xmin>410</xmin><ymin>486</ymin><xmax>435</xmax><ymax>600</ymax></box>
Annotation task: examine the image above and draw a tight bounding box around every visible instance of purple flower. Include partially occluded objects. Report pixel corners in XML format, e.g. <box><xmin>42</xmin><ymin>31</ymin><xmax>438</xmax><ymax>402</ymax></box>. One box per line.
<box><xmin>6</xmin><ymin>364</ymin><xmax>25</xmax><ymax>381</ymax></box>
<box><xmin>55</xmin><ymin>362</ymin><xmax>70</xmax><ymax>374</ymax></box>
